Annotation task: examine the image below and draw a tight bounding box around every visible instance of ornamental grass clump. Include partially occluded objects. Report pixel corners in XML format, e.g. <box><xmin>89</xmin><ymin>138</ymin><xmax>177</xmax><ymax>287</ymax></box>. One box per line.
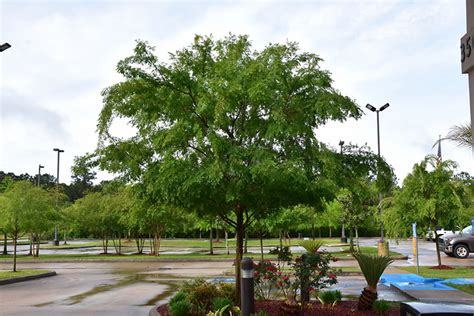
<box><xmin>352</xmin><ymin>252</ymin><xmax>394</xmax><ymax>310</ymax></box>
<box><xmin>317</xmin><ymin>290</ymin><xmax>342</xmax><ymax>307</ymax></box>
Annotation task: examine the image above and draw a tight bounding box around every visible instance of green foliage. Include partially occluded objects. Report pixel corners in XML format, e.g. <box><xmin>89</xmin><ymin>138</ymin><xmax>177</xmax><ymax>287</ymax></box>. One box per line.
<box><xmin>269</xmin><ymin>246</ymin><xmax>293</xmax><ymax>269</ymax></box>
<box><xmin>251</xmin><ymin>312</ymin><xmax>267</xmax><ymax>316</ymax></box>
<box><xmin>170</xmin><ymin>299</ymin><xmax>192</xmax><ymax>316</ymax></box>
<box><xmin>292</xmin><ymin>252</ymin><xmax>338</xmax><ymax>297</ymax></box>
<box><xmin>169</xmin><ymin>291</ymin><xmax>188</xmax><ymax>306</ymax></box>
<box><xmin>216</xmin><ymin>283</ymin><xmax>236</xmax><ymax>303</ymax></box>
<box><xmin>372</xmin><ymin>300</ymin><xmax>391</xmax><ymax>314</ymax></box>
<box><xmin>317</xmin><ymin>290</ymin><xmax>342</xmax><ymax>307</ymax></box>
<box><xmin>212</xmin><ymin>297</ymin><xmax>232</xmax><ymax>313</ymax></box>
<box><xmin>352</xmin><ymin>253</ymin><xmax>393</xmax><ymax>288</ymax></box>
<box><xmin>206</xmin><ymin>305</ymin><xmax>229</xmax><ymax>316</ymax></box>
<box><xmin>298</xmin><ymin>240</ymin><xmax>323</xmax><ymax>253</ymax></box>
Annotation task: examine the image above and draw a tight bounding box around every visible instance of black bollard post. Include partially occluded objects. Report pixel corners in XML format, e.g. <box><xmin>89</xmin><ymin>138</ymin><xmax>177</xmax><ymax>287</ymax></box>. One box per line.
<box><xmin>300</xmin><ymin>254</ymin><xmax>310</xmax><ymax>304</ymax></box>
<box><xmin>241</xmin><ymin>257</ymin><xmax>255</xmax><ymax>316</ymax></box>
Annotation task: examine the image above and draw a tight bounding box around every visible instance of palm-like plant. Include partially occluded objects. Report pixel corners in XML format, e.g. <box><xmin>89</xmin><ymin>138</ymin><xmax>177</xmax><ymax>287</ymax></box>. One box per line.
<box><xmin>298</xmin><ymin>240</ymin><xmax>323</xmax><ymax>253</ymax></box>
<box><xmin>352</xmin><ymin>252</ymin><xmax>394</xmax><ymax>310</ymax></box>
<box><xmin>433</xmin><ymin>122</ymin><xmax>473</xmax><ymax>149</ymax></box>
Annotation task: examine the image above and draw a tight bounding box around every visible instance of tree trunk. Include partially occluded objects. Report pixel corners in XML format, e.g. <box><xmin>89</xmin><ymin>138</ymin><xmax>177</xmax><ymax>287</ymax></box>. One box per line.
<box><xmin>102</xmin><ymin>237</ymin><xmax>108</xmax><ymax>254</ymax></box>
<box><xmin>63</xmin><ymin>231</ymin><xmax>68</xmax><ymax>245</ymax></box>
<box><xmin>149</xmin><ymin>234</ymin><xmax>153</xmax><ymax>254</ymax></box>
<box><xmin>244</xmin><ymin>230</ymin><xmax>248</xmax><ymax>254</ymax></box>
<box><xmin>435</xmin><ymin>233</ymin><xmax>442</xmax><ymax>266</ymax></box>
<box><xmin>358</xmin><ymin>286</ymin><xmax>378</xmax><ymax>310</ymax></box>
<box><xmin>311</xmin><ymin>224</ymin><xmax>315</xmax><ymax>240</ymax></box>
<box><xmin>235</xmin><ymin>207</ymin><xmax>244</xmax><ymax>306</ymax></box>
<box><xmin>209</xmin><ymin>227</ymin><xmax>214</xmax><ymax>255</ymax></box>
<box><xmin>318</xmin><ymin>227</ymin><xmax>322</xmax><ymax>238</ymax></box>
<box><xmin>225</xmin><ymin>230</ymin><xmax>229</xmax><ymax>255</ymax></box>
<box><xmin>3</xmin><ymin>233</ymin><xmax>7</xmax><ymax>255</ymax></box>
<box><xmin>13</xmin><ymin>235</ymin><xmax>17</xmax><ymax>272</ymax></box>
<box><xmin>35</xmin><ymin>238</ymin><xmax>40</xmax><ymax>257</ymax></box>
<box><xmin>349</xmin><ymin>229</ymin><xmax>354</xmax><ymax>252</ymax></box>
<box><xmin>216</xmin><ymin>228</ymin><xmax>220</xmax><ymax>242</ymax></box>
<box><xmin>279</xmin><ymin>231</ymin><xmax>283</xmax><ymax>248</ymax></box>
<box><xmin>329</xmin><ymin>227</ymin><xmax>332</xmax><ymax>238</ymax></box>
<box><xmin>355</xmin><ymin>228</ymin><xmax>360</xmax><ymax>252</ymax></box>
<box><xmin>136</xmin><ymin>238</ymin><xmax>144</xmax><ymax>254</ymax></box>
<box><xmin>153</xmin><ymin>227</ymin><xmax>162</xmax><ymax>256</ymax></box>
<box><xmin>28</xmin><ymin>233</ymin><xmax>33</xmax><ymax>256</ymax></box>
<box><xmin>260</xmin><ymin>231</ymin><xmax>264</xmax><ymax>261</ymax></box>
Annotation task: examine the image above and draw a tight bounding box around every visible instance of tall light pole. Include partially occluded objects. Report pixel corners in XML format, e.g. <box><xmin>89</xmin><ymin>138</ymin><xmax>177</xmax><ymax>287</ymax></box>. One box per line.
<box><xmin>53</xmin><ymin>148</ymin><xmax>64</xmax><ymax>246</ymax></box>
<box><xmin>0</xmin><ymin>43</ymin><xmax>11</xmax><ymax>52</ymax></box>
<box><xmin>1</xmin><ymin>42</ymin><xmax>11</xmax><ymax>255</ymax></box>
<box><xmin>366</xmin><ymin>103</ymin><xmax>390</xmax><ymax>252</ymax></box>
<box><xmin>37</xmin><ymin>164</ymin><xmax>44</xmax><ymax>187</ymax></box>
<box><xmin>339</xmin><ymin>140</ymin><xmax>347</xmax><ymax>244</ymax></box>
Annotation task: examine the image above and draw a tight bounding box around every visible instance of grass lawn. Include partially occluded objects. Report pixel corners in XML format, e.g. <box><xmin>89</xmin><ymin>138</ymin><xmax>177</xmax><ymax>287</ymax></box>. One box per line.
<box><xmin>399</xmin><ymin>266</ymin><xmax>474</xmax><ymax>279</ymax></box>
<box><xmin>333</xmin><ymin>246</ymin><xmax>402</xmax><ymax>257</ymax></box>
<box><xmin>0</xmin><ymin>252</ymin><xmax>280</xmax><ymax>262</ymax></box>
<box><xmin>0</xmin><ymin>269</ymin><xmax>52</xmax><ymax>280</ymax></box>
<box><xmin>40</xmin><ymin>237</ymin><xmax>343</xmax><ymax>249</ymax></box>
<box><xmin>446</xmin><ymin>283</ymin><xmax>474</xmax><ymax>295</ymax></box>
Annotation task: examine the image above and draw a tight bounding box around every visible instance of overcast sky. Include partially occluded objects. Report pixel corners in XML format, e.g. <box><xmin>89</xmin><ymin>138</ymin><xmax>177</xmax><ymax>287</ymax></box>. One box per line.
<box><xmin>0</xmin><ymin>0</ymin><xmax>472</xmax><ymax>185</ymax></box>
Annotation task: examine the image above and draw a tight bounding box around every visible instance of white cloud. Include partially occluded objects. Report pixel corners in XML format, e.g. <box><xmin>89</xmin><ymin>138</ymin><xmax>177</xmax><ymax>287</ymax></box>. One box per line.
<box><xmin>0</xmin><ymin>0</ymin><xmax>472</xmax><ymax>184</ymax></box>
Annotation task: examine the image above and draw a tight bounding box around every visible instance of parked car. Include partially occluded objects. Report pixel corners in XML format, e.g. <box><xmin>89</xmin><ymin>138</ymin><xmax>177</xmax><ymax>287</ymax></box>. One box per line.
<box><xmin>426</xmin><ymin>227</ymin><xmax>459</xmax><ymax>241</ymax></box>
<box><xmin>439</xmin><ymin>226</ymin><xmax>474</xmax><ymax>259</ymax></box>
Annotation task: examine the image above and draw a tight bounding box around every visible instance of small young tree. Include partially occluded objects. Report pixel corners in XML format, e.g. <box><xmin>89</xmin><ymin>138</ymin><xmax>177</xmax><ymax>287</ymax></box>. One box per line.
<box><xmin>0</xmin><ymin>181</ymin><xmax>55</xmax><ymax>271</ymax></box>
<box><xmin>385</xmin><ymin>155</ymin><xmax>470</xmax><ymax>266</ymax></box>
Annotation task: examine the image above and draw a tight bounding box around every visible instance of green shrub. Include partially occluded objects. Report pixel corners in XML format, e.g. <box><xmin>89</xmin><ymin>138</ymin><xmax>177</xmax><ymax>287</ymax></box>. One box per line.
<box><xmin>170</xmin><ymin>300</ymin><xmax>192</xmax><ymax>316</ymax></box>
<box><xmin>217</xmin><ymin>283</ymin><xmax>236</xmax><ymax>303</ymax></box>
<box><xmin>180</xmin><ymin>278</ymin><xmax>219</xmax><ymax>311</ymax></box>
<box><xmin>372</xmin><ymin>300</ymin><xmax>391</xmax><ymax>315</ymax></box>
<box><xmin>169</xmin><ymin>291</ymin><xmax>188</xmax><ymax>306</ymax></box>
<box><xmin>251</xmin><ymin>312</ymin><xmax>267</xmax><ymax>316</ymax></box>
<box><xmin>317</xmin><ymin>290</ymin><xmax>342</xmax><ymax>306</ymax></box>
<box><xmin>213</xmin><ymin>297</ymin><xmax>232</xmax><ymax>312</ymax></box>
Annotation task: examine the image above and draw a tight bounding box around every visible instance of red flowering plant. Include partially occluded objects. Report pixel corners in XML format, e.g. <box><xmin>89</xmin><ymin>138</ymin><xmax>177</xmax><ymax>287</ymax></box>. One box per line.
<box><xmin>291</xmin><ymin>250</ymin><xmax>338</xmax><ymax>303</ymax></box>
<box><xmin>253</xmin><ymin>260</ymin><xmax>280</xmax><ymax>300</ymax></box>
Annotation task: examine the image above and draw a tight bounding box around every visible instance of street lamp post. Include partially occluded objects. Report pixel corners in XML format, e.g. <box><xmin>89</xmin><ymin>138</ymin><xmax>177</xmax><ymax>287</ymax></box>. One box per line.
<box><xmin>53</xmin><ymin>148</ymin><xmax>64</xmax><ymax>246</ymax></box>
<box><xmin>1</xmin><ymin>42</ymin><xmax>11</xmax><ymax>254</ymax></box>
<box><xmin>0</xmin><ymin>43</ymin><xmax>11</xmax><ymax>52</ymax></box>
<box><xmin>339</xmin><ymin>140</ymin><xmax>348</xmax><ymax>244</ymax></box>
<box><xmin>37</xmin><ymin>164</ymin><xmax>44</xmax><ymax>187</ymax></box>
<box><xmin>366</xmin><ymin>103</ymin><xmax>390</xmax><ymax>255</ymax></box>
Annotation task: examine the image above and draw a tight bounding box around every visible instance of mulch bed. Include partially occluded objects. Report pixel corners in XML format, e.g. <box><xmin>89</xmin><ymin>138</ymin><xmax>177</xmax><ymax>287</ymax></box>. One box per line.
<box><xmin>157</xmin><ymin>300</ymin><xmax>400</xmax><ymax>315</ymax></box>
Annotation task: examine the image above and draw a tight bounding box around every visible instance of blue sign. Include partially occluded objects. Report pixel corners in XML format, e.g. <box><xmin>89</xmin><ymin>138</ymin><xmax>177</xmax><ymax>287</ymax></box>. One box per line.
<box><xmin>472</xmin><ymin>218</ymin><xmax>474</xmax><ymax>233</ymax></box>
<box><xmin>412</xmin><ymin>223</ymin><xmax>417</xmax><ymax>238</ymax></box>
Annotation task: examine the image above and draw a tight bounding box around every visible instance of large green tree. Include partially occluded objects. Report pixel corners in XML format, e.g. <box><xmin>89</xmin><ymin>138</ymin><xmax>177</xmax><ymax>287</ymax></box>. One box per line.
<box><xmin>96</xmin><ymin>35</ymin><xmax>362</xmax><ymax>301</ymax></box>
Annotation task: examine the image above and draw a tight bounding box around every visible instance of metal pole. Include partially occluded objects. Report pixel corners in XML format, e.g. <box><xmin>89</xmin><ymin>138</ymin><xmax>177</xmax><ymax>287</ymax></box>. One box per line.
<box><xmin>240</xmin><ymin>257</ymin><xmax>255</xmax><ymax>316</ymax></box>
<box><xmin>53</xmin><ymin>148</ymin><xmax>64</xmax><ymax>246</ymax></box>
<box><xmin>37</xmin><ymin>164</ymin><xmax>44</xmax><ymax>187</ymax></box>
<box><xmin>339</xmin><ymin>141</ymin><xmax>347</xmax><ymax>244</ymax></box>
<box><xmin>376</xmin><ymin>110</ymin><xmax>385</xmax><ymax>243</ymax></box>
<box><xmin>467</xmin><ymin>0</ymin><xmax>474</xmax><ymax>148</ymax></box>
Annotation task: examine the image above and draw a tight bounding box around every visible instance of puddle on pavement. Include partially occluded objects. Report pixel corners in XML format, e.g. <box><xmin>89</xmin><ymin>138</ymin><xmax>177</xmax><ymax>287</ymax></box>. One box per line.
<box><xmin>34</xmin><ymin>271</ymin><xmax>193</xmax><ymax>307</ymax></box>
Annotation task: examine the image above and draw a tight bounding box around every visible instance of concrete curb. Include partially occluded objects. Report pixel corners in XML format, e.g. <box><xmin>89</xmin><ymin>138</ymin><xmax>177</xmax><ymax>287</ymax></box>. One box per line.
<box><xmin>149</xmin><ymin>306</ymin><xmax>160</xmax><ymax>316</ymax></box>
<box><xmin>0</xmin><ymin>271</ymin><xmax>56</xmax><ymax>285</ymax></box>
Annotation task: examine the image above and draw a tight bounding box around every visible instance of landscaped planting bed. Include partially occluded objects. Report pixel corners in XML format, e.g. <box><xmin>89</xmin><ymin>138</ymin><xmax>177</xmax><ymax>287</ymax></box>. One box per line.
<box><xmin>157</xmin><ymin>300</ymin><xmax>400</xmax><ymax>316</ymax></box>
